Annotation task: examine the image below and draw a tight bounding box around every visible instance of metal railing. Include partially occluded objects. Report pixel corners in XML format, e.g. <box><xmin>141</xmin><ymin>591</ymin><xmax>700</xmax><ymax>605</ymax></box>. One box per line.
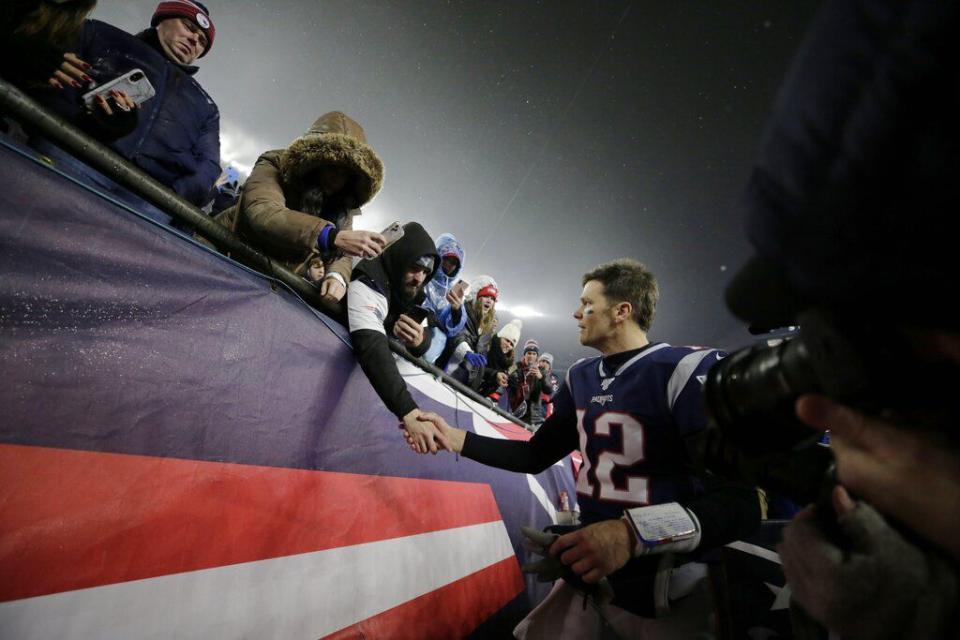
<box><xmin>0</xmin><ymin>78</ymin><xmax>530</xmax><ymax>429</ymax></box>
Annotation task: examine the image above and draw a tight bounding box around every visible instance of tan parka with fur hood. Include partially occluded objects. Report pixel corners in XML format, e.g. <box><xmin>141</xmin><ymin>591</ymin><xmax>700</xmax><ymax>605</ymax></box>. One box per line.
<box><xmin>217</xmin><ymin>111</ymin><xmax>384</xmax><ymax>283</ymax></box>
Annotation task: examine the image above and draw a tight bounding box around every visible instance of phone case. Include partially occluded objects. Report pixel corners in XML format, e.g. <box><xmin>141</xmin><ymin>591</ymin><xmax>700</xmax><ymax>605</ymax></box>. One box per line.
<box><xmin>406</xmin><ymin>306</ymin><xmax>428</xmax><ymax>323</ymax></box>
<box><xmin>82</xmin><ymin>69</ymin><xmax>156</xmax><ymax>108</ymax></box>
<box><xmin>380</xmin><ymin>222</ymin><xmax>404</xmax><ymax>249</ymax></box>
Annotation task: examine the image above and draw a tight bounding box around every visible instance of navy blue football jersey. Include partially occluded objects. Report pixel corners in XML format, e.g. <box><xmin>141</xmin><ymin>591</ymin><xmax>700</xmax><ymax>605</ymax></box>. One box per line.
<box><xmin>559</xmin><ymin>343</ymin><xmax>724</xmax><ymax>524</ymax></box>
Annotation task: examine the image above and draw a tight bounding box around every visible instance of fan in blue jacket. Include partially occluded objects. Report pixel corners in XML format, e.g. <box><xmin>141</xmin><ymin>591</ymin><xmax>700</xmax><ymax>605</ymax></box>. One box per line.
<box><xmin>33</xmin><ymin>1</ymin><xmax>220</xmax><ymax>208</ymax></box>
<box><xmin>421</xmin><ymin>233</ymin><xmax>467</xmax><ymax>364</ymax></box>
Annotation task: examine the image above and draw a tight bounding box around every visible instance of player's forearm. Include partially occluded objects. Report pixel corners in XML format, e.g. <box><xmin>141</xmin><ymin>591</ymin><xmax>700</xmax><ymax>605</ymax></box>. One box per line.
<box><xmin>461</xmin><ymin>432</ymin><xmax>556</xmax><ymax>474</ymax></box>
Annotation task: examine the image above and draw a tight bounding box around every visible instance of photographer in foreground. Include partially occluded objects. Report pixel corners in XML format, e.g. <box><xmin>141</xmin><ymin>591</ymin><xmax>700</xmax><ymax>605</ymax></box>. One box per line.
<box><xmin>723</xmin><ymin>0</ymin><xmax>960</xmax><ymax>636</ymax></box>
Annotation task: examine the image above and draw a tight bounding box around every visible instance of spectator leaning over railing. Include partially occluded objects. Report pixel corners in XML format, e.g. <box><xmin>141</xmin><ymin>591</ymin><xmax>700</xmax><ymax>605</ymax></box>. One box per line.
<box><xmin>216</xmin><ymin>111</ymin><xmax>387</xmax><ymax>303</ymax></box>
<box><xmin>31</xmin><ymin>1</ymin><xmax>220</xmax><ymax>210</ymax></box>
<box><xmin>439</xmin><ymin>274</ymin><xmax>499</xmax><ymax>372</ymax></box>
<box><xmin>421</xmin><ymin>233</ymin><xmax>467</xmax><ymax>364</ymax></box>
<box><xmin>346</xmin><ymin>222</ymin><xmax>445</xmax><ymax>453</ymax></box>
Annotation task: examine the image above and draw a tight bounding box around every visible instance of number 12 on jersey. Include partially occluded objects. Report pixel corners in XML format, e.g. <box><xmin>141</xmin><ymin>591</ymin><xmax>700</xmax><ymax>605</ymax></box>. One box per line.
<box><xmin>575</xmin><ymin>409</ymin><xmax>650</xmax><ymax>504</ymax></box>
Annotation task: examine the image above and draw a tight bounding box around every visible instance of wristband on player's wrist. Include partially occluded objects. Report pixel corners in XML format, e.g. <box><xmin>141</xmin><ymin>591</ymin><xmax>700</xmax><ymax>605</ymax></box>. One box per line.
<box><xmin>621</xmin><ymin>502</ymin><xmax>702</xmax><ymax>556</ymax></box>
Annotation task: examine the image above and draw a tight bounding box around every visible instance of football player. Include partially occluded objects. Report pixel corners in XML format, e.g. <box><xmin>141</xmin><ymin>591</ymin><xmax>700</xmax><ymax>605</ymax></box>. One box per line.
<box><xmin>415</xmin><ymin>258</ymin><xmax>760</xmax><ymax>638</ymax></box>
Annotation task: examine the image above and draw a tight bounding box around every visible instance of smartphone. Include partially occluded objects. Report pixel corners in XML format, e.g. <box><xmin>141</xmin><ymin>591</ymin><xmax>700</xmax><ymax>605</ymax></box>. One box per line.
<box><xmin>405</xmin><ymin>305</ymin><xmax>429</xmax><ymax>323</ymax></box>
<box><xmin>82</xmin><ymin>69</ymin><xmax>155</xmax><ymax>109</ymax></box>
<box><xmin>380</xmin><ymin>221</ymin><xmax>404</xmax><ymax>250</ymax></box>
<box><xmin>452</xmin><ymin>280</ymin><xmax>469</xmax><ymax>298</ymax></box>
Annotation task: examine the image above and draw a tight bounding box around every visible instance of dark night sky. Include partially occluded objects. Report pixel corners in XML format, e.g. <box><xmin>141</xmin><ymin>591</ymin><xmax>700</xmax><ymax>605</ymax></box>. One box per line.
<box><xmin>96</xmin><ymin>1</ymin><xmax>821</xmax><ymax>370</ymax></box>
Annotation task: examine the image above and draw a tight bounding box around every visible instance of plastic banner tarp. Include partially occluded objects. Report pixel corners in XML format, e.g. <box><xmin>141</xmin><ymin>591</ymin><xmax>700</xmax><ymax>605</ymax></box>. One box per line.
<box><xmin>0</xmin><ymin>140</ymin><xmax>577</xmax><ymax>639</ymax></box>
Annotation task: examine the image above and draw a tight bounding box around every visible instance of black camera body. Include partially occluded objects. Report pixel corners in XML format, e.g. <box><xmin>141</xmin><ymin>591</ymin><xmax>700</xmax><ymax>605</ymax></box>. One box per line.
<box><xmin>706</xmin><ymin>310</ymin><xmax>871</xmax><ymax>455</ymax></box>
<box><xmin>696</xmin><ymin>307</ymin><xmax>960</xmax><ymax>505</ymax></box>
<box><xmin>694</xmin><ymin>309</ymin><xmax>870</xmax><ymax>505</ymax></box>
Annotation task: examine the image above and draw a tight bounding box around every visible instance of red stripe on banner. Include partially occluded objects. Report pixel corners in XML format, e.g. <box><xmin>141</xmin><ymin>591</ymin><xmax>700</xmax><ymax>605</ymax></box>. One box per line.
<box><xmin>0</xmin><ymin>444</ymin><xmax>503</xmax><ymax>602</ymax></box>
<box><xmin>321</xmin><ymin>557</ymin><xmax>523</xmax><ymax>640</ymax></box>
<box><xmin>486</xmin><ymin>420</ymin><xmax>533</xmax><ymax>441</ymax></box>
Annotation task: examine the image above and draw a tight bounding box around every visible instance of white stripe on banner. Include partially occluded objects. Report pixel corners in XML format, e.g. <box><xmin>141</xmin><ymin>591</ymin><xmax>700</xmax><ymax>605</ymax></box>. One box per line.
<box><xmin>0</xmin><ymin>521</ymin><xmax>514</xmax><ymax>640</ymax></box>
<box><xmin>526</xmin><ymin>473</ymin><xmax>559</xmax><ymax>524</ymax></box>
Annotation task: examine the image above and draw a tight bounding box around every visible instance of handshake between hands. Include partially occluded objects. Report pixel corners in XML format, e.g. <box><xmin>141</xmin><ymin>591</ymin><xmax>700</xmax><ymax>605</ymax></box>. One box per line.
<box><xmin>399</xmin><ymin>409</ymin><xmax>464</xmax><ymax>455</ymax></box>
<box><xmin>398</xmin><ymin>409</ymin><xmax>641</xmax><ymax>588</ymax></box>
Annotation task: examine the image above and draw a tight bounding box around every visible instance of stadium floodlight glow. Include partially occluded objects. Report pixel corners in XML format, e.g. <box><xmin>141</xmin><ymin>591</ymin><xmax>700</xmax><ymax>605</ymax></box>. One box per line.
<box><xmin>218</xmin><ymin>120</ymin><xmax>265</xmax><ymax>177</ymax></box>
<box><xmin>351</xmin><ymin>204</ymin><xmax>389</xmax><ymax>233</ymax></box>
<box><xmin>500</xmin><ymin>303</ymin><xmax>545</xmax><ymax>319</ymax></box>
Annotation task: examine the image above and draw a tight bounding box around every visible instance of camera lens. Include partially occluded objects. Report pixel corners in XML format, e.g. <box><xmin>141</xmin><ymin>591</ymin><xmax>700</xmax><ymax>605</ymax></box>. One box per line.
<box><xmin>703</xmin><ymin>309</ymin><xmax>872</xmax><ymax>455</ymax></box>
<box><xmin>705</xmin><ymin>339</ymin><xmax>821</xmax><ymax>453</ymax></box>
<box><xmin>130</xmin><ymin>72</ymin><xmax>143</xmax><ymax>81</ymax></box>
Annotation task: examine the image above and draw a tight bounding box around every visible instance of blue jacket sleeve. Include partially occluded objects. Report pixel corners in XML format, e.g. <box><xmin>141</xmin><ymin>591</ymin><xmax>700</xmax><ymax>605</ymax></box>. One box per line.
<box><xmin>173</xmin><ymin>107</ymin><xmax>221</xmax><ymax>206</ymax></box>
<box><xmin>437</xmin><ymin>304</ymin><xmax>467</xmax><ymax>337</ymax></box>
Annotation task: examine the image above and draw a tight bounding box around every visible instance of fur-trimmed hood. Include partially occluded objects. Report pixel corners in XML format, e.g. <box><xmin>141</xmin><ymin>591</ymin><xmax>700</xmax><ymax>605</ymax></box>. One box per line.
<box><xmin>279</xmin><ymin>111</ymin><xmax>384</xmax><ymax>209</ymax></box>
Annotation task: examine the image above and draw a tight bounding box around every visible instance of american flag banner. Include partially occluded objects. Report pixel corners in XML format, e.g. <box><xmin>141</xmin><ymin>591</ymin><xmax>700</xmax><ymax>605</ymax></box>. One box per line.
<box><xmin>0</xmin><ymin>138</ymin><xmax>577</xmax><ymax>639</ymax></box>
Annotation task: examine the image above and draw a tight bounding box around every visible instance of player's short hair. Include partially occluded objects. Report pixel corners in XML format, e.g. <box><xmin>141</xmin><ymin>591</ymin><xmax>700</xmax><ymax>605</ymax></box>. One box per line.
<box><xmin>582</xmin><ymin>259</ymin><xmax>658</xmax><ymax>331</ymax></box>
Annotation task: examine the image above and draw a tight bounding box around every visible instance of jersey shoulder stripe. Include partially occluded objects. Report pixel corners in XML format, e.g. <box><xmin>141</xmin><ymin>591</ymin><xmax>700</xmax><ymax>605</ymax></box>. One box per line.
<box><xmin>565</xmin><ymin>355</ymin><xmax>600</xmax><ymax>387</ymax></box>
<box><xmin>665</xmin><ymin>348</ymin><xmax>719</xmax><ymax>410</ymax></box>
<box><xmin>603</xmin><ymin>342</ymin><xmax>669</xmax><ymax>377</ymax></box>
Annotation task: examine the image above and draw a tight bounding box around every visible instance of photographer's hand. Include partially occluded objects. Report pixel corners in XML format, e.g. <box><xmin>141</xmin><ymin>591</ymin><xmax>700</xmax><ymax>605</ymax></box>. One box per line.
<box><xmin>779</xmin><ymin>486</ymin><xmax>959</xmax><ymax>639</ymax></box>
<box><xmin>796</xmin><ymin>394</ymin><xmax>960</xmax><ymax>561</ymax></box>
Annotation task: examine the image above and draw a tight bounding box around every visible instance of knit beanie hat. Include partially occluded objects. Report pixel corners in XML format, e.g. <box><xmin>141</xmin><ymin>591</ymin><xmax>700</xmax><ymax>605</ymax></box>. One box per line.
<box><xmin>523</xmin><ymin>339</ymin><xmax>540</xmax><ymax>355</ymax></box>
<box><xmin>414</xmin><ymin>254</ymin><xmax>436</xmax><ymax>271</ymax></box>
<box><xmin>469</xmin><ymin>275</ymin><xmax>498</xmax><ymax>301</ymax></box>
<box><xmin>539</xmin><ymin>352</ymin><xmax>554</xmax><ymax>367</ymax></box>
<box><xmin>151</xmin><ymin>1</ymin><xmax>215</xmax><ymax>56</ymax></box>
<box><xmin>497</xmin><ymin>319</ymin><xmax>522</xmax><ymax>345</ymax></box>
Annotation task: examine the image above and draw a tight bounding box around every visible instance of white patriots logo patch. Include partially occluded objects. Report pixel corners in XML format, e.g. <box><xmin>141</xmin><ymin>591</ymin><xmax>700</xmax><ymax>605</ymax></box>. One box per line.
<box><xmin>591</xmin><ymin>394</ymin><xmax>614</xmax><ymax>406</ymax></box>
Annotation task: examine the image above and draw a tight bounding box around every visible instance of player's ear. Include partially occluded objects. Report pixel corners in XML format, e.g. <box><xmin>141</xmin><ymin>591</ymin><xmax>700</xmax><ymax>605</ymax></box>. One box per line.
<box><xmin>614</xmin><ymin>301</ymin><xmax>632</xmax><ymax>323</ymax></box>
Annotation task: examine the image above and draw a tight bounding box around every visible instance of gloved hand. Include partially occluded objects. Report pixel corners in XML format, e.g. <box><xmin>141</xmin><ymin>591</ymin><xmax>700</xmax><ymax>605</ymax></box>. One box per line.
<box><xmin>464</xmin><ymin>352</ymin><xmax>487</xmax><ymax>368</ymax></box>
<box><xmin>520</xmin><ymin>526</ymin><xmax>615</xmax><ymax>607</ymax></box>
<box><xmin>779</xmin><ymin>490</ymin><xmax>960</xmax><ymax>640</ymax></box>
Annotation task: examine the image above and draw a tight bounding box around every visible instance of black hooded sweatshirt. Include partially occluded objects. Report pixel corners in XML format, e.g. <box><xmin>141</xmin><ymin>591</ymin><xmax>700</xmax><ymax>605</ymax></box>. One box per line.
<box><xmin>347</xmin><ymin>222</ymin><xmax>439</xmax><ymax>418</ymax></box>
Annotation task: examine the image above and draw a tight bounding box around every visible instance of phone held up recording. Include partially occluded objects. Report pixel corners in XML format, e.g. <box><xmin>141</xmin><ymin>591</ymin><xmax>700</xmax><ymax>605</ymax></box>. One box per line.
<box><xmin>380</xmin><ymin>222</ymin><xmax>404</xmax><ymax>251</ymax></box>
<box><xmin>82</xmin><ymin>68</ymin><xmax>156</xmax><ymax>110</ymax></box>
